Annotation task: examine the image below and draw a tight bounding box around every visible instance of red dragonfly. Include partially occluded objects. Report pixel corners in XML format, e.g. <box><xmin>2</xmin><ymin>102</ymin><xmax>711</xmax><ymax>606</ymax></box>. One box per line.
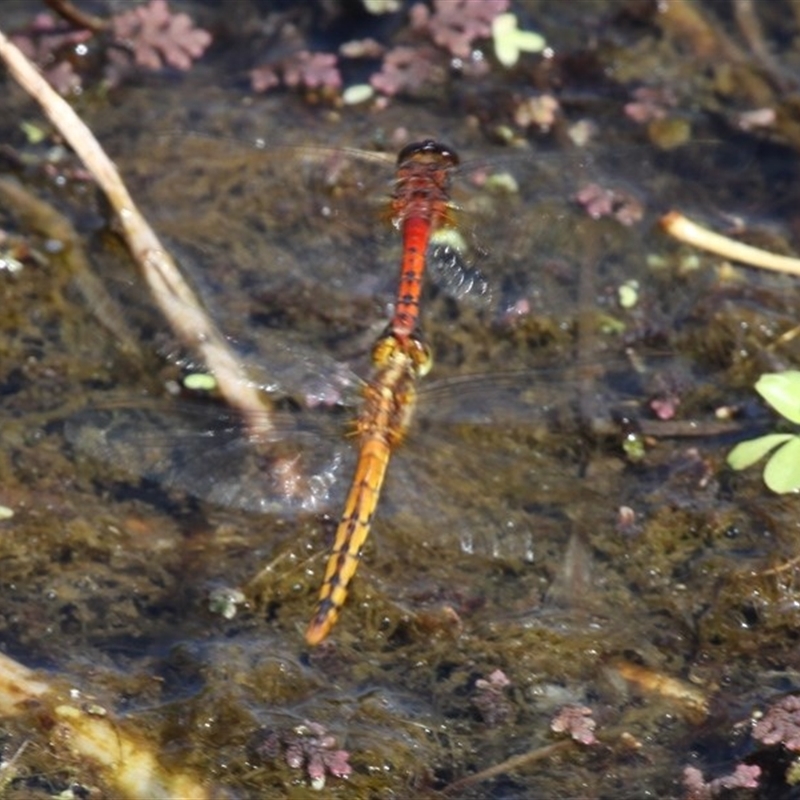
<box><xmin>68</xmin><ymin>132</ymin><xmax>734</xmax><ymax>643</ymax></box>
<box><xmin>306</xmin><ymin>139</ymin><xmax>456</xmax><ymax>644</ymax></box>
<box><xmin>383</xmin><ymin>139</ymin><xmax>459</xmax><ymax>340</ymax></box>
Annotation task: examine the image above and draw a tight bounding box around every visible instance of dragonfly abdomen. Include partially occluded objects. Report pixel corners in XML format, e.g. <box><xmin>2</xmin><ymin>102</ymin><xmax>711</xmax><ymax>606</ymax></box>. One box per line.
<box><xmin>305</xmin><ymin>334</ymin><xmax>432</xmax><ymax>645</ymax></box>
<box><xmin>305</xmin><ymin>436</ymin><xmax>390</xmax><ymax>646</ymax></box>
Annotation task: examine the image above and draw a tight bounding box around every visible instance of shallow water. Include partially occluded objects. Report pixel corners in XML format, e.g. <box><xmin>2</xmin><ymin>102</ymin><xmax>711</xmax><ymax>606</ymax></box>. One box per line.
<box><xmin>2</xmin><ymin>1</ymin><xmax>800</xmax><ymax>798</ymax></box>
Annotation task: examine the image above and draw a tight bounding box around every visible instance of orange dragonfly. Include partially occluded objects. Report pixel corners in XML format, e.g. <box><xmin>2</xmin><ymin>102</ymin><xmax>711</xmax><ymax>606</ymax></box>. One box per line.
<box><xmin>68</xmin><ymin>132</ymin><xmax>733</xmax><ymax>642</ymax></box>
<box><xmin>305</xmin><ymin>139</ymin><xmax>457</xmax><ymax>644</ymax></box>
<box><xmin>305</xmin><ymin>331</ymin><xmax>432</xmax><ymax>645</ymax></box>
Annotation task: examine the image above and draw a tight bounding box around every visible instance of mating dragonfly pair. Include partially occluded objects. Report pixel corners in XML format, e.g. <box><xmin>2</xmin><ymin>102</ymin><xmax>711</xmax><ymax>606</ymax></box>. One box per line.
<box><xmin>306</xmin><ymin>139</ymin><xmax>458</xmax><ymax>645</ymax></box>
<box><xmin>73</xmin><ymin>132</ymin><xmax>679</xmax><ymax>646</ymax></box>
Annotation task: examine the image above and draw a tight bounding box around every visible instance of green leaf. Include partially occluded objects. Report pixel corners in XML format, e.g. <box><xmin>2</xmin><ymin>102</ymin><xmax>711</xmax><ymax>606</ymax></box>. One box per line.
<box><xmin>492</xmin><ymin>13</ymin><xmax>546</xmax><ymax>67</ymax></box>
<box><xmin>756</xmin><ymin>371</ymin><xmax>800</xmax><ymax>424</ymax></box>
<box><xmin>727</xmin><ymin>433</ymin><xmax>794</xmax><ymax>470</ymax></box>
<box><xmin>183</xmin><ymin>373</ymin><xmax>217</xmax><ymax>391</ymax></box>
<box><xmin>763</xmin><ymin>436</ymin><xmax>800</xmax><ymax>493</ymax></box>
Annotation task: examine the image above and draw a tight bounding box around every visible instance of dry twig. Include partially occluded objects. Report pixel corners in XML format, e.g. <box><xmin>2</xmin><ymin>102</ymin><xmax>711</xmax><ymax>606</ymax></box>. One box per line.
<box><xmin>661</xmin><ymin>211</ymin><xmax>800</xmax><ymax>277</ymax></box>
<box><xmin>0</xmin><ymin>26</ymin><xmax>273</xmax><ymax>436</ymax></box>
<box><xmin>43</xmin><ymin>0</ymin><xmax>107</xmax><ymax>34</ymax></box>
<box><xmin>440</xmin><ymin>740</ymin><xmax>571</xmax><ymax>795</ymax></box>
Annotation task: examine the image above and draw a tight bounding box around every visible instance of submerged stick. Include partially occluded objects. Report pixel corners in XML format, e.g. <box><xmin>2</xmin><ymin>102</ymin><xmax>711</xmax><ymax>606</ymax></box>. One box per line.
<box><xmin>0</xmin><ymin>27</ymin><xmax>272</xmax><ymax>436</ymax></box>
<box><xmin>661</xmin><ymin>211</ymin><xmax>800</xmax><ymax>276</ymax></box>
<box><xmin>440</xmin><ymin>740</ymin><xmax>571</xmax><ymax>795</ymax></box>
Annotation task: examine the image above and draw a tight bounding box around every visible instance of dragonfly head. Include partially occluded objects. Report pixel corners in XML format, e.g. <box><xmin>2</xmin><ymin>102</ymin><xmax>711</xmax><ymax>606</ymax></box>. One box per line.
<box><xmin>396</xmin><ymin>139</ymin><xmax>460</xmax><ymax>169</ymax></box>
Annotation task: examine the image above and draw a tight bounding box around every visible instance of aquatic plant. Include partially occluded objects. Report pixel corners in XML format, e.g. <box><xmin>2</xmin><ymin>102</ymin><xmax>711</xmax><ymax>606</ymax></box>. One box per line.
<box><xmin>624</xmin><ymin>85</ymin><xmax>678</xmax><ymax>124</ymax></box>
<box><xmin>10</xmin><ymin>0</ymin><xmax>211</xmax><ymax>94</ymax></box>
<box><xmin>491</xmin><ymin>10</ymin><xmax>546</xmax><ymax>68</ymax></box>
<box><xmin>727</xmin><ymin>371</ymin><xmax>800</xmax><ymax>493</ymax></box>
<box><xmin>472</xmin><ymin>668</ymin><xmax>514</xmax><ymax>726</ymax></box>
<box><xmin>250</xmin><ymin>1</ymin><xmax>544</xmax><ymax>101</ymax></box>
<box><xmin>574</xmin><ymin>182</ymin><xmax>644</xmax><ymax>226</ymax></box>
<box><xmin>250</xmin><ymin>721</ymin><xmax>352</xmax><ymax>790</ymax></box>
<box><xmin>550</xmin><ymin>705</ymin><xmax>597</xmax><ymax>746</ymax></box>
<box><xmin>13</xmin><ymin>1</ymin><xmax>543</xmax><ymax>106</ymax></box>
<box><xmin>411</xmin><ymin>0</ymin><xmax>511</xmax><ymax>60</ymax></box>
<box><xmin>682</xmin><ymin>763</ymin><xmax>760</xmax><ymax>799</ymax></box>
<box><xmin>251</xmin><ymin>51</ymin><xmax>342</xmax><ymax>95</ymax></box>
<box><xmin>109</xmin><ymin>0</ymin><xmax>211</xmax><ymax>72</ymax></box>
<box><xmin>753</xmin><ymin>694</ymin><xmax>800</xmax><ymax>751</ymax></box>
<box><xmin>512</xmin><ymin>93</ymin><xmax>560</xmax><ymax>132</ymax></box>
<box><xmin>369</xmin><ymin>44</ymin><xmax>444</xmax><ymax>97</ymax></box>
<box><xmin>9</xmin><ymin>11</ymin><xmax>92</xmax><ymax>94</ymax></box>
<box><xmin>751</xmin><ymin>695</ymin><xmax>800</xmax><ymax>787</ymax></box>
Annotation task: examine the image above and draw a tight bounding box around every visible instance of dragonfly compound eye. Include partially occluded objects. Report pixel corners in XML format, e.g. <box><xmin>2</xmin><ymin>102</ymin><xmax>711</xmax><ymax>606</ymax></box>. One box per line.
<box><xmin>396</xmin><ymin>139</ymin><xmax>460</xmax><ymax>168</ymax></box>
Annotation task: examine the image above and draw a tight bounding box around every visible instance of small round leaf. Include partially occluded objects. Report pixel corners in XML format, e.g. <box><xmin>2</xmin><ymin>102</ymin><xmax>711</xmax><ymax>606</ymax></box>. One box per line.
<box><xmin>727</xmin><ymin>433</ymin><xmax>794</xmax><ymax>471</ymax></box>
<box><xmin>763</xmin><ymin>436</ymin><xmax>800</xmax><ymax>493</ymax></box>
<box><xmin>755</xmin><ymin>371</ymin><xmax>800</xmax><ymax>424</ymax></box>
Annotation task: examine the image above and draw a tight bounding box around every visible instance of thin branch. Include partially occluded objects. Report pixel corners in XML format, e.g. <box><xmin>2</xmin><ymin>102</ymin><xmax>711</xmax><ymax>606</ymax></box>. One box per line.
<box><xmin>43</xmin><ymin>0</ymin><xmax>108</xmax><ymax>34</ymax></box>
<box><xmin>0</xmin><ymin>26</ymin><xmax>274</xmax><ymax>437</ymax></box>
<box><xmin>733</xmin><ymin>0</ymin><xmax>795</xmax><ymax>91</ymax></box>
<box><xmin>760</xmin><ymin>552</ymin><xmax>800</xmax><ymax>576</ymax></box>
<box><xmin>440</xmin><ymin>740</ymin><xmax>572</xmax><ymax>796</ymax></box>
<box><xmin>0</xmin><ymin>175</ymin><xmax>139</xmax><ymax>353</ymax></box>
<box><xmin>661</xmin><ymin>211</ymin><xmax>800</xmax><ymax>277</ymax></box>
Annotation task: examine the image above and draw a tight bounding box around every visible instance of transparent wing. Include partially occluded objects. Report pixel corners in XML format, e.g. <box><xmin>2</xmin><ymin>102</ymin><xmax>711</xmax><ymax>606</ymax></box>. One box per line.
<box><xmin>64</xmin><ymin>396</ymin><xmax>352</xmax><ymax>516</ymax></box>
<box><xmin>62</xmin><ymin>348</ymin><xmax>663</xmax><ymax>534</ymax></box>
<box><xmin>68</xmin><ymin>130</ymin><xmax>765</xmax><ymax>561</ymax></box>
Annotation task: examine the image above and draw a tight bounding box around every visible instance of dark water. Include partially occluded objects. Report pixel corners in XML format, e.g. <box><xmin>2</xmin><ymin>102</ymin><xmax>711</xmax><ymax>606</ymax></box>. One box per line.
<box><xmin>1</xmin><ymin>1</ymin><xmax>800</xmax><ymax>797</ymax></box>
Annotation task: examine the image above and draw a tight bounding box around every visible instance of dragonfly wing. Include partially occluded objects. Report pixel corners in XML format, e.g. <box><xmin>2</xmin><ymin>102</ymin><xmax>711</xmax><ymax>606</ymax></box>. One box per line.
<box><xmin>378</xmin><ymin>424</ymin><xmax>599</xmax><ymax>567</ymax></box>
<box><xmin>97</xmin><ymin>135</ymin><xmax>404</xmax><ymax>401</ymax></box>
<box><xmin>64</xmin><ymin>400</ymin><xmax>351</xmax><ymax>516</ymax></box>
<box><xmin>125</xmin><ymin>134</ymin><xmax>398</xmax><ymax>300</ymax></box>
<box><xmin>414</xmin><ymin>353</ymin><xmax>643</xmax><ymax>429</ymax></box>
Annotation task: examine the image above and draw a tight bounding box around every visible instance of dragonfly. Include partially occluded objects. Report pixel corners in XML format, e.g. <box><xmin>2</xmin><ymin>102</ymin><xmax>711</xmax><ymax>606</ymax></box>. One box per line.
<box><xmin>305</xmin><ymin>331</ymin><xmax>432</xmax><ymax>645</ymax></box>
<box><xmin>68</xmin><ymin>130</ymin><xmax>738</xmax><ymax>642</ymax></box>
<box><xmin>384</xmin><ymin>138</ymin><xmax>459</xmax><ymax>340</ymax></box>
<box><xmin>303</xmin><ymin>139</ymin><xmax>461</xmax><ymax>643</ymax></box>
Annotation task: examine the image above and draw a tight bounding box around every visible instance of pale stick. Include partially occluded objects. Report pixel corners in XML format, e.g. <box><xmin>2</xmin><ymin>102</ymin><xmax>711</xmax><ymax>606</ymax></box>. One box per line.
<box><xmin>661</xmin><ymin>210</ymin><xmax>800</xmax><ymax>277</ymax></box>
<box><xmin>0</xmin><ymin>651</ymin><xmax>211</xmax><ymax>799</ymax></box>
<box><xmin>0</xmin><ymin>28</ymin><xmax>273</xmax><ymax>437</ymax></box>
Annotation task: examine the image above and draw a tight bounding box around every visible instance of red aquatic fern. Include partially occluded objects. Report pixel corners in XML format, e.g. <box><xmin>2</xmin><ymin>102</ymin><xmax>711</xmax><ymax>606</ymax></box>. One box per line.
<box><xmin>283</xmin><ymin>51</ymin><xmax>341</xmax><ymax>90</ymax></box>
<box><xmin>110</xmin><ymin>0</ymin><xmax>211</xmax><ymax>71</ymax></box>
<box><xmin>682</xmin><ymin>764</ymin><xmax>760</xmax><ymax>799</ymax></box>
<box><xmin>574</xmin><ymin>183</ymin><xmax>644</xmax><ymax>226</ymax></box>
<box><xmin>10</xmin><ymin>11</ymin><xmax>92</xmax><ymax>62</ymax></box>
<box><xmin>284</xmin><ymin>721</ymin><xmax>352</xmax><ymax>788</ymax></box>
<box><xmin>251</xmin><ymin>51</ymin><xmax>342</xmax><ymax>94</ymax></box>
<box><xmin>250</xmin><ymin>721</ymin><xmax>352</xmax><ymax>789</ymax></box>
<box><xmin>10</xmin><ymin>12</ymin><xmax>91</xmax><ymax>95</ymax></box>
<box><xmin>624</xmin><ymin>86</ymin><xmax>678</xmax><ymax>124</ymax></box>
<box><xmin>410</xmin><ymin>0</ymin><xmax>509</xmax><ymax>59</ymax></box>
<box><xmin>752</xmin><ymin>694</ymin><xmax>800</xmax><ymax>750</ymax></box>
<box><xmin>250</xmin><ymin>63</ymin><xmax>281</xmax><ymax>93</ymax></box>
<box><xmin>472</xmin><ymin>668</ymin><xmax>514</xmax><ymax>726</ymax></box>
<box><xmin>370</xmin><ymin>45</ymin><xmax>444</xmax><ymax>96</ymax></box>
<box><xmin>550</xmin><ymin>704</ymin><xmax>598</xmax><ymax>745</ymax></box>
